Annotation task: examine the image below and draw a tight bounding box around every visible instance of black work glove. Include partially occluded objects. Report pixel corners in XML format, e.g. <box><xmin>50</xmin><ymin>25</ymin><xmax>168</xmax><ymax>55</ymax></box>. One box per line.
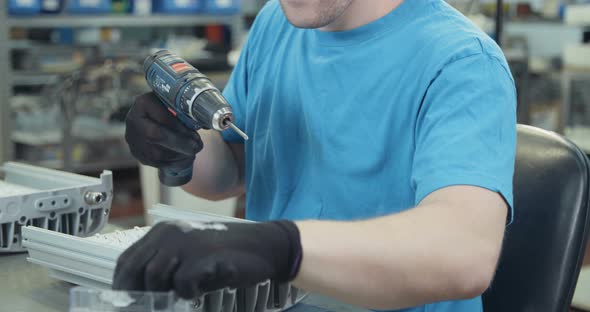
<box><xmin>112</xmin><ymin>220</ymin><xmax>303</xmax><ymax>300</ymax></box>
<box><xmin>125</xmin><ymin>92</ymin><xmax>203</xmax><ymax>172</ymax></box>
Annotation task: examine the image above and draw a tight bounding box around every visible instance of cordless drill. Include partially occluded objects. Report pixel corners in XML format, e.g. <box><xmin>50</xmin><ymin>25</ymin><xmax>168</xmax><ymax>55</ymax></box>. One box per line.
<box><xmin>144</xmin><ymin>50</ymin><xmax>248</xmax><ymax>187</ymax></box>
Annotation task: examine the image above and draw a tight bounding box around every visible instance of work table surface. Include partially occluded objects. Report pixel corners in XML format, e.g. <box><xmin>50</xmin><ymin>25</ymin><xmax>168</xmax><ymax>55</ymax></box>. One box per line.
<box><xmin>0</xmin><ymin>252</ymin><xmax>367</xmax><ymax>312</ymax></box>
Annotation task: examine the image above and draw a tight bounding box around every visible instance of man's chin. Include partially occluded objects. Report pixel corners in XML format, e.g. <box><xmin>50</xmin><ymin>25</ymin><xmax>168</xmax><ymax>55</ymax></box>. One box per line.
<box><xmin>279</xmin><ymin>1</ymin><xmax>328</xmax><ymax>29</ymax></box>
<box><xmin>282</xmin><ymin>12</ymin><xmax>332</xmax><ymax>29</ymax></box>
<box><xmin>286</xmin><ymin>19</ymin><xmax>323</xmax><ymax>29</ymax></box>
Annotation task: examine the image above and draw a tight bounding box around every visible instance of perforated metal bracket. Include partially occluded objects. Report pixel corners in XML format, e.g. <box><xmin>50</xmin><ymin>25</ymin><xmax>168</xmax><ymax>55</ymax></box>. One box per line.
<box><xmin>0</xmin><ymin>162</ymin><xmax>113</xmax><ymax>253</ymax></box>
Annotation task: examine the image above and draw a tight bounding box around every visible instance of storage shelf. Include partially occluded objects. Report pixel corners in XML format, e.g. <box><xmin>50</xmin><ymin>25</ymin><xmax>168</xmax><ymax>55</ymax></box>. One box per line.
<box><xmin>7</xmin><ymin>14</ymin><xmax>238</xmax><ymax>28</ymax></box>
<box><xmin>0</xmin><ymin>0</ymin><xmax>245</xmax><ymax>165</ymax></box>
<box><xmin>11</xmin><ymin>72</ymin><xmax>60</xmax><ymax>86</ymax></box>
<box><xmin>9</xmin><ymin>70</ymin><xmax>230</xmax><ymax>87</ymax></box>
<box><xmin>564</xmin><ymin>4</ymin><xmax>590</xmax><ymax>27</ymax></box>
<box><xmin>20</xmin><ymin>158</ymin><xmax>139</xmax><ymax>173</ymax></box>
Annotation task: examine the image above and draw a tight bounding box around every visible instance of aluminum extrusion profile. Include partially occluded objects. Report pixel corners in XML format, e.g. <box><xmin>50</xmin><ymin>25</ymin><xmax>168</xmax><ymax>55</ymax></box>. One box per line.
<box><xmin>1</xmin><ymin>162</ymin><xmax>113</xmax><ymax>253</ymax></box>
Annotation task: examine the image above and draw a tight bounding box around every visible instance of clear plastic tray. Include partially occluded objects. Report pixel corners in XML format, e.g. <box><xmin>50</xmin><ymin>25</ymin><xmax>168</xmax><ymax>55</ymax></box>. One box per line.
<box><xmin>69</xmin><ymin>287</ymin><xmax>196</xmax><ymax>312</ymax></box>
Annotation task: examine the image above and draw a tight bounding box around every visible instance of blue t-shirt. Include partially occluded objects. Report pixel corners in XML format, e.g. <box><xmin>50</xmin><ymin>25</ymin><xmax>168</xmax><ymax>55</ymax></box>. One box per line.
<box><xmin>222</xmin><ymin>0</ymin><xmax>516</xmax><ymax>311</ymax></box>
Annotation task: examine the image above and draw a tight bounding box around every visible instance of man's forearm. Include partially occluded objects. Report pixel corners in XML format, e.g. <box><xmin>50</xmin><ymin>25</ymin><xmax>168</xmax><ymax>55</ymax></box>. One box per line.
<box><xmin>181</xmin><ymin>131</ymin><xmax>245</xmax><ymax>200</ymax></box>
<box><xmin>293</xmin><ymin>186</ymin><xmax>507</xmax><ymax>310</ymax></box>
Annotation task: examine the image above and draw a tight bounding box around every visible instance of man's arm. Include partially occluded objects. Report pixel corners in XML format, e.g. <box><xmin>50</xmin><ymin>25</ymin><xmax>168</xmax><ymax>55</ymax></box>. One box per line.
<box><xmin>181</xmin><ymin>131</ymin><xmax>246</xmax><ymax>201</ymax></box>
<box><xmin>295</xmin><ymin>185</ymin><xmax>507</xmax><ymax>310</ymax></box>
<box><xmin>113</xmin><ymin>185</ymin><xmax>507</xmax><ymax>309</ymax></box>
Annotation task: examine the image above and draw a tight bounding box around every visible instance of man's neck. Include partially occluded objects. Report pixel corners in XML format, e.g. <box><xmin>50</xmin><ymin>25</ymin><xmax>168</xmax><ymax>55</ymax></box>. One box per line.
<box><xmin>320</xmin><ymin>0</ymin><xmax>404</xmax><ymax>32</ymax></box>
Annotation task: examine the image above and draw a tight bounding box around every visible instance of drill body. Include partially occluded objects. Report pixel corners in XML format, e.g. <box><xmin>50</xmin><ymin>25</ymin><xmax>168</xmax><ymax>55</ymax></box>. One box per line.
<box><xmin>143</xmin><ymin>50</ymin><xmax>247</xmax><ymax>186</ymax></box>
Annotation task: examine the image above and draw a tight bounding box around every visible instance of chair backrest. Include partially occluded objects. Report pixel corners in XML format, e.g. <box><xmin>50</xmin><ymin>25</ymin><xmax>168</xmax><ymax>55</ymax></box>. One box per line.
<box><xmin>483</xmin><ymin>125</ymin><xmax>590</xmax><ymax>312</ymax></box>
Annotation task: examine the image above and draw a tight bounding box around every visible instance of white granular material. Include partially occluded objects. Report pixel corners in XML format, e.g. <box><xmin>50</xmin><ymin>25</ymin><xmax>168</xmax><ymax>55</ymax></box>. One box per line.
<box><xmin>86</xmin><ymin>226</ymin><xmax>151</xmax><ymax>249</ymax></box>
<box><xmin>98</xmin><ymin>290</ymin><xmax>136</xmax><ymax>308</ymax></box>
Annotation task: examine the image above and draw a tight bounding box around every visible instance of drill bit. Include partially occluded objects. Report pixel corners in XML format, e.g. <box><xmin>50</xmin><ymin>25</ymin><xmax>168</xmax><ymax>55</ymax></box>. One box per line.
<box><xmin>227</xmin><ymin>121</ymin><xmax>249</xmax><ymax>141</ymax></box>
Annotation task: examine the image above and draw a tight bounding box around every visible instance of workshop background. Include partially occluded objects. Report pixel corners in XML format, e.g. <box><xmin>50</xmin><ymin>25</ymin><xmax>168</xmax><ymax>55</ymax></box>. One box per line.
<box><xmin>0</xmin><ymin>0</ymin><xmax>589</xmax><ymax>310</ymax></box>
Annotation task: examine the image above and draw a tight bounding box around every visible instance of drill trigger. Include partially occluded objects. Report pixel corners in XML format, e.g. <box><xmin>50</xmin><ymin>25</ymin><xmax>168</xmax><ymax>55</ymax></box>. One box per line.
<box><xmin>167</xmin><ymin>107</ymin><xmax>177</xmax><ymax>117</ymax></box>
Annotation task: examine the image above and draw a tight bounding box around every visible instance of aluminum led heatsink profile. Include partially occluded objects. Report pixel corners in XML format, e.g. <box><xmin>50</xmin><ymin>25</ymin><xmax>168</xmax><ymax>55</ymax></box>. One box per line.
<box><xmin>0</xmin><ymin>162</ymin><xmax>113</xmax><ymax>253</ymax></box>
<box><xmin>22</xmin><ymin>204</ymin><xmax>308</xmax><ymax>312</ymax></box>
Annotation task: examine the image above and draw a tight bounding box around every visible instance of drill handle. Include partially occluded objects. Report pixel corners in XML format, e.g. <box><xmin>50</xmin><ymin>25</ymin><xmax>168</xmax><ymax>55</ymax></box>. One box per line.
<box><xmin>158</xmin><ymin>165</ymin><xmax>194</xmax><ymax>187</ymax></box>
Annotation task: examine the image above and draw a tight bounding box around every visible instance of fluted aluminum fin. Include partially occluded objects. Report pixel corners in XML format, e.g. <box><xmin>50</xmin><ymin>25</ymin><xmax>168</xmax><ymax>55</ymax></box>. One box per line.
<box><xmin>267</xmin><ymin>282</ymin><xmax>290</xmax><ymax>309</ymax></box>
<box><xmin>238</xmin><ymin>285</ymin><xmax>259</xmax><ymax>312</ymax></box>
<box><xmin>254</xmin><ymin>281</ymin><xmax>271</xmax><ymax>312</ymax></box>
<box><xmin>222</xmin><ymin>288</ymin><xmax>237</xmax><ymax>312</ymax></box>
<box><xmin>203</xmin><ymin>289</ymin><xmax>224</xmax><ymax>312</ymax></box>
<box><xmin>290</xmin><ymin>287</ymin><xmax>300</xmax><ymax>305</ymax></box>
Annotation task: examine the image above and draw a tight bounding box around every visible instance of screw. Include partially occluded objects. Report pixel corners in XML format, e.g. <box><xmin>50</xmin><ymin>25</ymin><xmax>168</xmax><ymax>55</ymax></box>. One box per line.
<box><xmin>84</xmin><ymin>192</ymin><xmax>106</xmax><ymax>205</ymax></box>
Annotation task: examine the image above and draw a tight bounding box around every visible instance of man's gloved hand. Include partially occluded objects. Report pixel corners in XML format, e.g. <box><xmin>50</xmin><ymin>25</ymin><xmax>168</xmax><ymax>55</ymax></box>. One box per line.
<box><xmin>125</xmin><ymin>92</ymin><xmax>203</xmax><ymax>172</ymax></box>
<box><xmin>112</xmin><ymin>220</ymin><xmax>303</xmax><ymax>300</ymax></box>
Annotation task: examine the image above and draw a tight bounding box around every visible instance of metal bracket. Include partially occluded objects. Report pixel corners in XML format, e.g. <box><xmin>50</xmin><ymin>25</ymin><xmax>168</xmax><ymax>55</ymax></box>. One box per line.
<box><xmin>1</xmin><ymin>162</ymin><xmax>113</xmax><ymax>252</ymax></box>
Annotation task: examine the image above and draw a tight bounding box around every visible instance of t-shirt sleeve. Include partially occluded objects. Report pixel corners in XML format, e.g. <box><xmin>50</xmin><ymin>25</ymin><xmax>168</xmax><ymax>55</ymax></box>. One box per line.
<box><xmin>411</xmin><ymin>52</ymin><xmax>517</xmax><ymax>224</ymax></box>
<box><xmin>221</xmin><ymin>1</ymin><xmax>278</xmax><ymax>143</ymax></box>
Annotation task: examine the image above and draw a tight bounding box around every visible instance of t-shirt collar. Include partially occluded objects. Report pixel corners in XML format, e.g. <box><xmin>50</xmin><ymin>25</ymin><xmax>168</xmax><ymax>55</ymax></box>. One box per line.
<box><xmin>311</xmin><ymin>0</ymin><xmax>428</xmax><ymax>46</ymax></box>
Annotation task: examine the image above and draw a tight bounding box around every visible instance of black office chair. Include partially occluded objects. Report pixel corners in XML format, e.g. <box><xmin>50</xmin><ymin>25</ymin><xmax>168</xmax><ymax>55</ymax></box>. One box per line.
<box><xmin>483</xmin><ymin>125</ymin><xmax>590</xmax><ymax>312</ymax></box>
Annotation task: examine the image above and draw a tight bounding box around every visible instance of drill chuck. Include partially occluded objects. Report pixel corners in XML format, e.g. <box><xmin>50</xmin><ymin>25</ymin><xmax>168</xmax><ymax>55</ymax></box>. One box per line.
<box><xmin>143</xmin><ymin>50</ymin><xmax>248</xmax><ymax>186</ymax></box>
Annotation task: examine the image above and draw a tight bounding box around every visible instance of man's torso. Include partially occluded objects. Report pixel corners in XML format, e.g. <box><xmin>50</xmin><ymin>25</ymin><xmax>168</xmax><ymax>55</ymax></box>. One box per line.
<box><xmin>231</xmin><ymin>0</ymin><xmax>506</xmax><ymax>223</ymax></box>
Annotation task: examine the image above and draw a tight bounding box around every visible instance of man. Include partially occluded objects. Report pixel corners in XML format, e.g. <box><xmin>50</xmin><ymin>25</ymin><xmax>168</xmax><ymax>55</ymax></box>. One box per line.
<box><xmin>114</xmin><ymin>0</ymin><xmax>517</xmax><ymax>311</ymax></box>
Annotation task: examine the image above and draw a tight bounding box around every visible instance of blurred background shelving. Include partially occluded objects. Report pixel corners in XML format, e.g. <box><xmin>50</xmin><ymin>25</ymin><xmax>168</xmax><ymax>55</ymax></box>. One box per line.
<box><xmin>0</xmin><ymin>0</ymin><xmax>268</xmax><ymax>222</ymax></box>
<box><xmin>2</xmin><ymin>0</ymin><xmax>584</xmax><ymax>174</ymax></box>
<box><xmin>0</xmin><ymin>0</ymin><xmax>588</xmax><ymax>227</ymax></box>
<box><xmin>448</xmin><ymin>0</ymin><xmax>590</xmax><ymax>154</ymax></box>
<box><xmin>0</xmin><ymin>0</ymin><xmax>252</xmax><ymax>173</ymax></box>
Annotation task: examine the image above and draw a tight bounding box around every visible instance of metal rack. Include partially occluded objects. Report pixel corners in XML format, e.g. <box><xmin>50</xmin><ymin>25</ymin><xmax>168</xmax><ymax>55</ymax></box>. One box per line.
<box><xmin>6</xmin><ymin>14</ymin><xmax>239</xmax><ymax>28</ymax></box>
<box><xmin>0</xmin><ymin>1</ymin><xmax>244</xmax><ymax>168</ymax></box>
<box><xmin>560</xmin><ymin>6</ymin><xmax>590</xmax><ymax>153</ymax></box>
